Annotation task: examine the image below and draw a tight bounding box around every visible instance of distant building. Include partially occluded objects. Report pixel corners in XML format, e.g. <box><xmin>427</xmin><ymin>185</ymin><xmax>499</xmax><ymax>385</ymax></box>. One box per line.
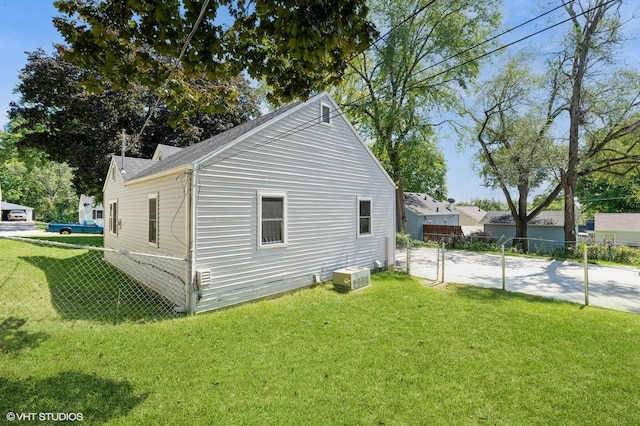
<box><xmin>78</xmin><ymin>195</ymin><xmax>104</xmax><ymax>226</ymax></box>
<box><xmin>594</xmin><ymin>213</ymin><xmax>640</xmax><ymax>247</ymax></box>
<box><xmin>481</xmin><ymin>211</ymin><xmax>565</xmax><ymax>252</ymax></box>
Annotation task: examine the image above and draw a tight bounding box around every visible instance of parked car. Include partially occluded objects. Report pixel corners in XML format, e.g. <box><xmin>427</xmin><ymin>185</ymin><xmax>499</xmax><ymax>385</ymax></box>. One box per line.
<box><xmin>46</xmin><ymin>220</ymin><xmax>104</xmax><ymax>235</ymax></box>
<box><xmin>8</xmin><ymin>210</ymin><xmax>27</xmax><ymax>221</ymax></box>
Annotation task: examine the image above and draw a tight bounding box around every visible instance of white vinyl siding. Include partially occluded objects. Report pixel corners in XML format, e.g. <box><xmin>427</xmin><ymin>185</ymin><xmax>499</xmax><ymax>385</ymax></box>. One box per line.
<box><xmin>103</xmin><ymin>166</ymin><xmax>190</xmax><ymax>308</ymax></box>
<box><xmin>194</xmin><ymin>95</ymin><xmax>395</xmax><ymax>312</ymax></box>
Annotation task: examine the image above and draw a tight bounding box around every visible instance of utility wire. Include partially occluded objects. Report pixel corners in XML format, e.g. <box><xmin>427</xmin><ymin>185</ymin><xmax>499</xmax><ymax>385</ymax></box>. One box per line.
<box><xmin>211</xmin><ymin>1</ymin><xmax>604</xmax><ymax>164</ymax></box>
<box><xmin>134</xmin><ymin>0</ymin><xmax>211</xmax><ymax>142</ymax></box>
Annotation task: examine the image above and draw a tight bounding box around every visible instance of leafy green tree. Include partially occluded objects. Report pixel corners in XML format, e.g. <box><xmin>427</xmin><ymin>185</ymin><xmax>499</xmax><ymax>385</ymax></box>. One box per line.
<box><xmin>457</xmin><ymin>198</ymin><xmax>507</xmax><ymax>212</ymax></box>
<box><xmin>577</xmin><ymin>174</ymin><xmax>640</xmax><ymax>214</ymax></box>
<box><xmin>466</xmin><ymin>56</ymin><xmax>565</xmax><ymax>252</ymax></box>
<box><xmin>556</xmin><ymin>0</ymin><xmax>640</xmax><ymax>247</ymax></box>
<box><xmin>0</xmin><ymin>126</ymin><xmax>77</xmax><ymax>222</ymax></box>
<box><xmin>334</xmin><ymin>0</ymin><xmax>500</xmax><ymax>230</ymax></box>
<box><xmin>53</xmin><ymin>0</ymin><xmax>377</xmax><ymax>106</ymax></box>
<box><xmin>8</xmin><ymin>50</ymin><xmax>258</xmax><ymax>198</ymax></box>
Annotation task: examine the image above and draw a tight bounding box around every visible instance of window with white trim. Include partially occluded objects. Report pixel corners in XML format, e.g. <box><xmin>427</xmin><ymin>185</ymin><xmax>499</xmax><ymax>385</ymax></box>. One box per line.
<box><xmin>148</xmin><ymin>194</ymin><xmax>159</xmax><ymax>246</ymax></box>
<box><xmin>258</xmin><ymin>192</ymin><xmax>287</xmax><ymax>248</ymax></box>
<box><xmin>320</xmin><ymin>103</ymin><xmax>331</xmax><ymax>124</ymax></box>
<box><xmin>358</xmin><ymin>198</ymin><xmax>372</xmax><ymax>236</ymax></box>
<box><xmin>108</xmin><ymin>200</ymin><xmax>118</xmax><ymax>235</ymax></box>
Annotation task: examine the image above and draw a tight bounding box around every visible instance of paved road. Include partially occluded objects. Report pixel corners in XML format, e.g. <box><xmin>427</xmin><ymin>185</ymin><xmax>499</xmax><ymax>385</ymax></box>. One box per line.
<box><xmin>397</xmin><ymin>248</ymin><xmax>640</xmax><ymax>315</ymax></box>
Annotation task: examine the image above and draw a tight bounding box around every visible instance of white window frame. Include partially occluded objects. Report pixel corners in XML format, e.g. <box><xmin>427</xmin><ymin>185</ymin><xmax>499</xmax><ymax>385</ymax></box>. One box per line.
<box><xmin>108</xmin><ymin>199</ymin><xmax>118</xmax><ymax>236</ymax></box>
<box><xmin>148</xmin><ymin>193</ymin><xmax>159</xmax><ymax>247</ymax></box>
<box><xmin>320</xmin><ymin>102</ymin><xmax>332</xmax><ymax>125</ymax></box>
<box><xmin>257</xmin><ymin>191</ymin><xmax>288</xmax><ymax>249</ymax></box>
<box><xmin>357</xmin><ymin>197</ymin><xmax>372</xmax><ymax>238</ymax></box>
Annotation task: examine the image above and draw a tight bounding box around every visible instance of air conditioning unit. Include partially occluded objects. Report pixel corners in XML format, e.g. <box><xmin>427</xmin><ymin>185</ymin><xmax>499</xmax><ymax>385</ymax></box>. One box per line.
<box><xmin>196</xmin><ymin>269</ymin><xmax>211</xmax><ymax>289</ymax></box>
<box><xmin>332</xmin><ymin>267</ymin><xmax>370</xmax><ymax>291</ymax></box>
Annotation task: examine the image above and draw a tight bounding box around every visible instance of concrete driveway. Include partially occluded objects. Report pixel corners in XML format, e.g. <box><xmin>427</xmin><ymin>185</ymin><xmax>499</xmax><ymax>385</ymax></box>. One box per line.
<box><xmin>397</xmin><ymin>247</ymin><xmax>640</xmax><ymax>315</ymax></box>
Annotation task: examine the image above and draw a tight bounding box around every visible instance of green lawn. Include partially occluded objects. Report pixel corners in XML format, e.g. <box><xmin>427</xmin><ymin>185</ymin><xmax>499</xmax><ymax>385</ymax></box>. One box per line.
<box><xmin>1</xmin><ymin>238</ymin><xmax>640</xmax><ymax>424</ymax></box>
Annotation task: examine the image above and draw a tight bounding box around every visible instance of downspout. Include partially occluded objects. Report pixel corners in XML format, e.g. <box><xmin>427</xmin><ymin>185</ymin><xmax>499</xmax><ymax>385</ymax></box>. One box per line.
<box><xmin>187</xmin><ymin>165</ymin><xmax>198</xmax><ymax>313</ymax></box>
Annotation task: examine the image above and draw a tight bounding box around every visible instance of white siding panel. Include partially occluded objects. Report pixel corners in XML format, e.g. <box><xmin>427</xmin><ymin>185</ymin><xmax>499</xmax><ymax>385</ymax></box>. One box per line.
<box><xmin>194</xmin><ymin>96</ymin><xmax>395</xmax><ymax>313</ymax></box>
<box><xmin>103</xmin><ymin>166</ymin><xmax>190</xmax><ymax>308</ymax></box>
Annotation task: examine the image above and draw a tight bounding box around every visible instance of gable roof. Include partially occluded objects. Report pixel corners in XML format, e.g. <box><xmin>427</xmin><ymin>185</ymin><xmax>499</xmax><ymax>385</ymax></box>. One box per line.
<box><xmin>595</xmin><ymin>213</ymin><xmax>640</xmax><ymax>232</ymax></box>
<box><xmin>404</xmin><ymin>192</ymin><xmax>458</xmax><ymax>216</ymax></box>
<box><xmin>104</xmin><ymin>92</ymin><xmax>394</xmax><ymax>188</ymax></box>
<box><xmin>481</xmin><ymin>210</ymin><xmax>564</xmax><ymax>226</ymax></box>
<box><xmin>457</xmin><ymin>205</ymin><xmax>487</xmax><ymax>222</ymax></box>
<box><xmin>112</xmin><ymin>156</ymin><xmax>157</xmax><ymax>182</ymax></box>
<box><xmin>130</xmin><ymin>102</ymin><xmax>301</xmax><ymax>181</ymax></box>
<box><xmin>152</xmin><ymin>144</ymin><xmax>185</xmax><ymax>160</ymax></box>
<box><xmin>1</xmin><ymin>201</ymin><xmax>33</xmax><ymax>211</ymax></box>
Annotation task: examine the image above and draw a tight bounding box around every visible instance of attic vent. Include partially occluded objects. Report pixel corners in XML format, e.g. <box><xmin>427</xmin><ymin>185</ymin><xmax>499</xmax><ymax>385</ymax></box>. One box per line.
<box><xmin>320</xmin><ymin>103</ymin><xmax>331</xmax><ymax>124</ymax></box>
<box><xmin>196</xmin><ymin>269</ymin><xmax>211</xmax><ymax>289</ymax></box>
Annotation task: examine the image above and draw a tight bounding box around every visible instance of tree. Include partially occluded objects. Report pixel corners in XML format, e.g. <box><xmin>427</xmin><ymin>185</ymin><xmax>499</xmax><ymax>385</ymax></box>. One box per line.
<box><xmin>457</xmin><ymin>198</ymin><xmax>507</xmax><ymax>211</ymax></box>
<box><xmin>556</xmin><ymin>0</ymin><xmax>640</xmax><ymax>247</ymax></box>
<box><xmin>8</xmin><ymin>50</ymin><xmax>259</xmax><ymax>198</ymax></box>
<box><xmin>334</xmin><ymin>0</ymin><xmax>500</xmax><ymax>231</ymax></box>
<box><xmin>0</xmin><ymin>126</ymin><xmax>78</xmax><ymax>222</ymax></box>
<box><xmin>53</xmin><ymin>0</ymin><xmax>377</xmax><ymax>107</ymax></box>
<box><xmin>466</xmin><ymin>1</ymin><xmax>640</xmax><ymax>250</ymax></box>
<box><xmin>466</xmin><ymin>56</ymin><xmax>565</xmax><ymax>252</ymax></box>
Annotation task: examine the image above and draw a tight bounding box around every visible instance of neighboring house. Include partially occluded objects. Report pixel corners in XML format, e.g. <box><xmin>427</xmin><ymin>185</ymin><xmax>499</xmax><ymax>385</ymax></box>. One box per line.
<box><xmin>457</xmin><ymin>205</ymin><xmax>487</xmax><ymax>235</ymax></box>
<box><xmin>1</xmin><ymin>201</ymin><xmax>34</xmax><ymax>222</ymax></box>
<box><xmin>481</xmin><ymin>211</ymin><xmax>565</xmax><ymax>252</ymax></box>
<box><xmin>78</xmin><ymin>195</ymin><xmax>104</xmax><ymax>226</ymax></box>
<box><xmin>103</xmin><ymin>92</ymin><xmax>396</xmax><ymax>314</ymax></box>
<box><xmin>594</xmin><ymin>213</ymin><xmax>640</xmax><ymax>247</ymax></box>
<box><xmin>404</xmin><ymin>192</ymin><xmax>459</xmax><ymax>240</ymax></box>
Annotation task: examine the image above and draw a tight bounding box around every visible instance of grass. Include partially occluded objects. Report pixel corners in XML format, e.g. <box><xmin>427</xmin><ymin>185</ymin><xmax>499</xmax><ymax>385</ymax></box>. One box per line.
<box><xmin>2</xmin><ymin>238</ymin><xmax>640</xmax><ymax>424</ymax></box>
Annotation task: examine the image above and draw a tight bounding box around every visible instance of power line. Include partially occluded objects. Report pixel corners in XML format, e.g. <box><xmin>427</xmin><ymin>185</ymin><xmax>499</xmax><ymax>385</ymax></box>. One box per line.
<box><xmin>205</xmin><ymin>1</ymin><xmax>618</xmax><ymax>167</ymax></box>
<box><xmin>134</xmin><ymin>0</ymin><xmax>212</xmax><ymax>142</ymax></box>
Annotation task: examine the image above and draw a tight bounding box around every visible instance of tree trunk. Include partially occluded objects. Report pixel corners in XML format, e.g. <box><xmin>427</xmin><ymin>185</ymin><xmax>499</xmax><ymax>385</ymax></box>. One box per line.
<box><xmin>513</xmin><ymin>184</ymin><xmax>529</xmax><ymax>253</ymax></box>
<box><xmin>513</xmin><ymin>216</ymin><xmax>528</xmax><ymax>253</ymax></box>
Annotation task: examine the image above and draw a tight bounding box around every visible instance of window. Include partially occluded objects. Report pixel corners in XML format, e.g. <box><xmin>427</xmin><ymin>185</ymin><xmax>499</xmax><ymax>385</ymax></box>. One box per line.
<box><xmin>258</xmin><ymin>192</ymin><xmax>287</xmax><ymax>248</ymax></box>
<box><xmin>93</xmin><ymin>210</ymin><xmax>103</xmax><ymax>220</ymax></box>
<box><xmin>109</xmin><ymin>200</ymin><xmax>118</xmax><ymax>235</ymax></box>
<box><xmin>320</xmin><ymin>103</ymin><xmax>331</xmax><ymax>124</ymax></box>
<box><xmin>148</xmin><ymin>194</ymin><xmax>159</xmax><ymax>246</ymax></box>
<box><xmin>358</xmin><ymin>198</ymin><xmax>372</xmax><ymax>236</ymax></box>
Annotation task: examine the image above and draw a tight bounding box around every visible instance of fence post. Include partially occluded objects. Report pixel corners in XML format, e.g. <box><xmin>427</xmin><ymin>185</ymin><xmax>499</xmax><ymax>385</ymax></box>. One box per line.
<box><xmin>436</xmin><ymin>243</ymin><xmax>440</xmax><ymax>281</ymax></box>
<box><xmin>583</xmin><ymin>246</ymin><xmax>589</xmax><ymax>306</ymax></box>
<box><xmin>441</xmin><ymin>241</ymin><xmax>445</xmax><ymax>283</ymax></box>
<box><xmin>406</xmin><ymin>237</ymin><xmax>411</xmax><ymax>275</ymax></box>
<box><xmin>501</xmin><ymin>244</ymin><xmax>506</xmax><ymax>291</ymax></box>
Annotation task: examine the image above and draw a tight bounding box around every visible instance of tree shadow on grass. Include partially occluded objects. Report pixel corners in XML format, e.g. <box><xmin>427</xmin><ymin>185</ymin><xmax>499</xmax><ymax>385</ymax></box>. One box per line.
<box><xmin>0</xmin><ymin>317</ymin><xmax>48</xmax><ymax>357</ymax></box>
<box><xmin>21</xmin><ymin>250</ymin><xmax>182</xmax><ymax>324</ymax></box>
<box><xmin>0</xmin><ymin>371</ymin><xmax>148</xmax><ymax>424</ymax></box>
<box><xmin>445</xmin><ymin>284</ymin><xmax>569</xmax><ymax>307</ymax></box>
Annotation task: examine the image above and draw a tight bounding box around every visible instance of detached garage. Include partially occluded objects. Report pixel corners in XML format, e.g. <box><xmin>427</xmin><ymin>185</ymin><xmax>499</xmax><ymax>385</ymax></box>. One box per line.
<box><xmin>1</xmin><ymin>202</ymin><xmax>34</xmax><ymax>222</ymax></box>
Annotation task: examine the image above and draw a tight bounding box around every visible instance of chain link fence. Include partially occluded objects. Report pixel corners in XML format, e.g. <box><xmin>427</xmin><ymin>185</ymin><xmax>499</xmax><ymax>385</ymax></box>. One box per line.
<box><xmin>396</xmin><ymin>235</ymin><xmax>640</xmax><ymax>314</ymax></box>
<box><xmin>0</xmin><ymin>236</ymin><xmax>190</xmax><ymax>324</ymax></box>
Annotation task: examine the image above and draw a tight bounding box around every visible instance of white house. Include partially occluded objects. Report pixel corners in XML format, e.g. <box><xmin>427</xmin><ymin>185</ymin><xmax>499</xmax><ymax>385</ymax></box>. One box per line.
<box><xmin>103</xmin><ymin>93</ymin><xmax>396</xmax><ymax>313</ymax></box>
<box><xmin>594</xmin><ymin>213</ymin><xmax>640</xmax><ymax>247</ymax></box>
<box><xmin>78</xmin><ymin>195</ymin><xmax>104</xmax><ymax>226</ymax></box>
